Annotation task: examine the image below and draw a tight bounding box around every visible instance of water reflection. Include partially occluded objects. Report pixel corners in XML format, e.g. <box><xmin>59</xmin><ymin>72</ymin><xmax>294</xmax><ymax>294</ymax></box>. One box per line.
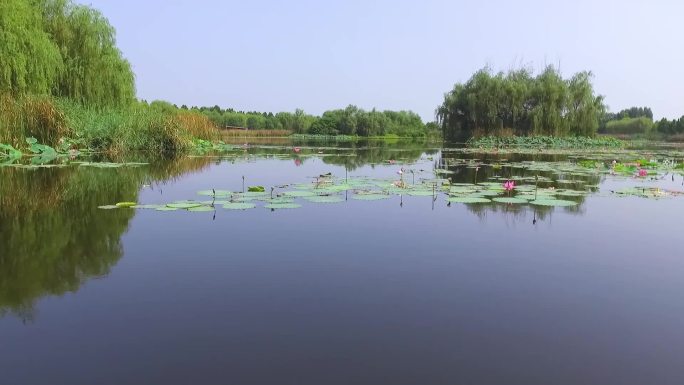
<box><xmin>0</xmin><ymin>156</ymin><xmax>213</xmax><ymax>320</ymax></box>
<box><xmin>2</xmin><ymin>141</ymin><xmax>680</xmax><ymax>321</ymax></box>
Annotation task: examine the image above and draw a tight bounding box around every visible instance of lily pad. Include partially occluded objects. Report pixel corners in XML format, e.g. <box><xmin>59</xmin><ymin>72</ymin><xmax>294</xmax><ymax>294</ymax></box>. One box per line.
<box><xmin>197</xmin><ymin>189</ymin><xmax>232</xmax><ymax>196</ymax></box>
<box><xmin>98</xmin><ymin>205</ymin><xmax>119</xmax><ymax>210</ymax></box>
<box><xmin>530</xmin><ymin>199</ymin><xmax>578</xmax><ymax>207</ymax></box>
<box><xmin>156</xmin><ymin>207</ymin><xmax>179</xmax><ymax>211</ymax></box>
<box><xmin>406</xmin><ymin>190</ymin><xmax>436</xmax><ymax>196</ymax></box>
<box><xmin>116</xmin><ymin>202</ymin><xmax>137</xmax><ymax>208</ymax></box>
<box><xmin>492</xmin><ymin>197</ymin><xmax>529</xmax><ymax>204</ymax></box>
<box><xmin>447</xmin><ymin>197</ymin><xmax>492</xmax><ymax>203</ymax></box>
<box><xmin>188</xmin><ymin>206</ymin><xmax>215</xmax><ymax>212</ymax></box>
<box><xmin>132</xmin><ymin>204</ymin><xmax>165</xmax><ymax>209</ymax></box>
<box><xmin>166</xmin><ymin>202</ymin><xmax>202</xmax><ymax>209</ymax></box>
<box><xmin>282</xmin><ymin>190</ymin><xmax>316</xmax><ymax>197</ymax></box>
<box><xmin>352</xmin><ymin>193</ymin><xmax>391</xmax><ymax>201</ymax></box>
<box><xmin>222</xmin><ymin>202</ymin><xmax>256</xmax><ymax>210</ymax></box>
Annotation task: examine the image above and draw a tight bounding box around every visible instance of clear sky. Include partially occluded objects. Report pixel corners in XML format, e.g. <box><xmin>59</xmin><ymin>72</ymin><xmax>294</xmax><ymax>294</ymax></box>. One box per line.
<box><xmin>79</xmin><ymin>0</ymin><xmax>683</xmax><ymax>121</ymax></box>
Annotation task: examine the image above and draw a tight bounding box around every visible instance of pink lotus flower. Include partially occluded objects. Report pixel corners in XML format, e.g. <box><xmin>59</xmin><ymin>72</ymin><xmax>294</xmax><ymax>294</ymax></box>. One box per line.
<box><xmin>503</xmin><ymin>180</ymin><xmax>515</xmax><ymax>191</ymax></box>
<box><xmin>293</xmin><ymin>147</ymin><xmax>301</xmax><ymax>153</ymax></box>
<box><xmin>638</xmin><ymin>169</ymin><xmax>647</xmax><ymax>177</ymax></box>
<box><xmin>397</xmin><ymin>168</ymin><xmax>404</xmax><ymax>176</ymax></box>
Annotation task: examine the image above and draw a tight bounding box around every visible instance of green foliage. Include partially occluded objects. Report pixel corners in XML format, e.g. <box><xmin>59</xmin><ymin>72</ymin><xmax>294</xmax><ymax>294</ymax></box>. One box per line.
<box><xmin>0</xmin><ymin>93</ymin><xmax>69</xmax><ymax>147</ymax></box>
<box><xmin>0</xmin><ymin>0</ymin><xmax>63</xmax><ymax>95</ymax></box>
<box><xmin>1</xmin><ymin>0</ymin><xmax>135</xmax><ymax>106</ymax></box>
<box><xmin>604</xmin><ymin>117</ymin><xmax>653</xmax><ymax>135</ymax></box>
<box><xmin>654</xmin><ymin>116</ymin><xmax>684</xmax><ymax>136</ymax></box>
<box><xmin>37</xmin><ymin>0</ymin><xmax>135</xmax><ymax>106</ymax></box>
<box><xmin>58</xmin><ymin>98</ymin><xmax>218</xmax><ymax>152</ymax></box>
<box><xmin>437</xmin><ymin>66</ymin><xmax>605</xmax><ymax>139</ymax></box>
<box><xmin>0</xmin><ymin>143</ymin><xmax>22</xmax><ymax>158</ymax></box>
<box><xmin>197</xmin><ymin>104</ymin><xmax>433</xmax><ymax>138</ymax></box>
<box><xmin>467</xmin><ymin>136</ymin><xmax>624</xmax><ymax>149</ymax></box>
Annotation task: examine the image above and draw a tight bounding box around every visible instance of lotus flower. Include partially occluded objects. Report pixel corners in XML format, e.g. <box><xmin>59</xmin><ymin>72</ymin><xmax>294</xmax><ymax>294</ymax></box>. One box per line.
<box><xmin>638</xmin><ymin>169</ymin><xmax>647</xmax><ymax>177</ymax></box>
<box><xmin>293</xmin><ymin>147</ymin><xmax>301</xmax><ymax>153</ymax></box>
<box><xmin>503</xmin><ymin>180</ymin><xmax>515</xmax><ymax>191</ymax></box>
<box><xmin>397</xmin><ymin>168</ymin><xmax>404</xmax><ymax>175</ymax></box>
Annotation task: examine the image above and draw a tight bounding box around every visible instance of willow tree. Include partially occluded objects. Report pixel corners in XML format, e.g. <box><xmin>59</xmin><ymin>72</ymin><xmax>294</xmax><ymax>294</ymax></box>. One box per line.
<box><xmin>566</xmin><ymin>71</ymin><xmax>604</xmax><ymax>136</ymax></box>
<box><xmin>437</xmin><ymin>66</ymin><xmax>605</xmax><ymax>139</ymax></box>
<box><xmin>36</xmin><ymin>0</ymin><xmax>135</xmax><ymax>106</ymax></box>
<box><xmin>0</xmin><ymin>0</ymin><xmax>62</xmax><ymax>94</ymax></box>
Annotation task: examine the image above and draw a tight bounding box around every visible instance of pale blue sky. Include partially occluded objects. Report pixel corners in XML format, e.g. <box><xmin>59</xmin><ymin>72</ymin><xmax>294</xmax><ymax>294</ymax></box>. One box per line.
<box><xmin>80</xmin><ymin>0</ymin><xmax>683</xmax><ymax>121</ymax></box>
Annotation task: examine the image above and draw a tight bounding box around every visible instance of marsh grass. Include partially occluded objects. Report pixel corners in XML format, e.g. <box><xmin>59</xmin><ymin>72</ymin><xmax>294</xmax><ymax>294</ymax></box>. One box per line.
<box><xmin>0</xmin><ymin>93</ymin><xmax>69</xmax><ymax>148</ymax></box>
<box><xmin>221</xmin><ymin>129</ymin><xmax>291</xmax><ymax>138</ymax></box>
<box><xmin>58</xmin><ymin>99</ymin><xmax>220</xmax><ymax>153</ymax></box>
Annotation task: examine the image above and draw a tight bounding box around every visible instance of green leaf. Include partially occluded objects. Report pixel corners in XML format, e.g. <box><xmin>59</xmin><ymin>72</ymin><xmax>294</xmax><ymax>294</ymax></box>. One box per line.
<box><xmin>447</xmin><ymin>197</ymin><xmax>492</xmax><ymax>203</ymax></box>
<box><xmin>282</xmin><ymin>190</ymin><xmax>316</xmax><ymax>197</ymax></box>
<box><xmin>530</xmin><ymin>199</ymin><xmax>578</xmax><ymax>207</ymax></box>
<box><xmin>222</xmin><ymin>202</ymin><xmax>256</xmax><ymax>210</ymax></box>
<box><xmin>166</xmin><ymin>202</ymin><xmax>202</xmax><ymax>209</ymax></box>
<box><xmin>492</xmin><ymin>197</ymin><xmax>528</xmax><ymax>204</ymax></box>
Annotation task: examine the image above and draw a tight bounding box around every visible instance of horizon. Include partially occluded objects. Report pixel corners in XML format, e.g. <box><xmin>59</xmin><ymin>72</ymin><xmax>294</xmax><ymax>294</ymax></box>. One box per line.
<box><xmin>79</xmin><ymin>0</ymin><xmax>684</xmax><ymax>121</ymax></box>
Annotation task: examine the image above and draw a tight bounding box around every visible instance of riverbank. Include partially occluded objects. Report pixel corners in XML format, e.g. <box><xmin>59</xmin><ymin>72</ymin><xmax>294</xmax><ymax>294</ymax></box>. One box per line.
<box><xmin>466</xmin><ymin>135</ymin><xmax>625</xmax><ymax>149</ymax></box>
<box><xmin>0</xmin><ymin>94</ymin><xmax>219</xmax><ymax>155</ymax></box>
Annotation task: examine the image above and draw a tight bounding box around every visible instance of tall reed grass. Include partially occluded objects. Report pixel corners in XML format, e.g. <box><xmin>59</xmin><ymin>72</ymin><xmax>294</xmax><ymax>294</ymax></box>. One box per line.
<box><xmin>0</xmin><ymin>96</ymin><xmax>221</xmax><ymax>153</ymax></box>
<box><xmin>221</xmin><ymin>129</ymin><xmax>291</xmax><ymax>137</ymax></box>
<box><xmin>0</xmin><ymin>93</ymin><xmax>69</xmax><ymax>148</ymax></box>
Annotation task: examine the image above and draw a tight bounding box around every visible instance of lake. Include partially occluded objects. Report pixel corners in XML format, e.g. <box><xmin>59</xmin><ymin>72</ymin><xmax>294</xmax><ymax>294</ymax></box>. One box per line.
<box><xmin>2</xmin><ymin>140</ymin><xmax>684</xmax><ymax>385</ymax></box>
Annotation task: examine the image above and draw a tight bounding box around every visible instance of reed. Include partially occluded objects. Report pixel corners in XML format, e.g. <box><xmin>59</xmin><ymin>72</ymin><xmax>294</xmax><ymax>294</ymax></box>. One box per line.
<box><xmin>221</xmin><ymin>129</ymin><xmax>291</xmax><ymax>138</ymax></box>
<box><xmin>0</xmin><ymin>93</ymin><xmax>69</xmax><ymax>148</ymax></box>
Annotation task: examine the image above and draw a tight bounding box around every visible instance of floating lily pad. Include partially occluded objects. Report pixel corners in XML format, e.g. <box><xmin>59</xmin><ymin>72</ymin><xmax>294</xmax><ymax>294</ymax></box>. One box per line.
<box><xmin>156</xmin><ymin>207</ymin><xmax>179</xmax><ymax>211</ymax></box>
<box><xmin>447</xmin><ymin>197</ymin><xmax>492</xmax><ymax>203</ymax></box>
<box><xmin>222</xmin><ymin>202</ymin><xmax>256</xmax><ymax>210</ymax></box>
<box><xmin>492</xmin><ymin>197</ymin><xmax>529</xmax><ymax>204</ymax></box>
<box><xmin>98</xmin><ymin>205</ymin><xmax>119</xmax><ymax>210</ymax></box>
<box><xmin>406</xmin><ymin>190</ymin><xmax>436</xmax><ymax>196</ymax></box>
<box><xmin>166</xmin><ymin>202</ymin><xmax>202</xmax><ymax>209</ymax></box>
<box><xmin>239</xmin><ymin>191</ymin><xmax>268</xmax><ymax>197</ymax></box>
<box><xmin>188</xmin><ymin>206</ymin><xmax>215</xmax><ymax>212</ymax></box>
<box><xmin>264</xmin><ymin>203</ymin><xmax>302</xmax><ymax>209</ymax></box>
<box><xmin>530</xmin><ymin>199</ymin><xmax>578</xmax><ymax>207</ymax></box>
<box><xmin>282</xmin><ymin>190</ymin><xmax>316</xmax><ymax>197</ymax></box>
<box><xmin>263</xmin><ymin>197</ymin><xmax>296</xmax><ymax>204</ymax></box>
<box><xmin>199</xmin><ymin>200</ymin><xmax>230</xmax><ymax>205</ymax></box>
<box><xmin>132</xmin><ymin>204</ymin><xmax>165</xmax><ymax>209</ymax></box>
<box><xmin>473</xmin><ymin>190</ymin><xmax>503</xmax><ymax>197</ymax></box>
<box><xmin>352</xmin><ymin>193</ymin><xmax>391</xmax><ymax>200</ymax></box>
<box><xmin>197</xmin><ymin>189</ymin><xmax>231</xmax><ymax>196</ymax></box>
<box><xmin>115</xmin><ymin>202</ymin><xmax>137</xmax><ymax>208</ymax></box>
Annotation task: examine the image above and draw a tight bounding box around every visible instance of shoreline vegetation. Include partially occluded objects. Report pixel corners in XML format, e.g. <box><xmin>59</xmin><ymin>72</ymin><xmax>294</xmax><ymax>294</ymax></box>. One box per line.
<box><xmin>2</xmin><ymin>0</ymin><xmax>684</xmax><ymax>158</ymax></box>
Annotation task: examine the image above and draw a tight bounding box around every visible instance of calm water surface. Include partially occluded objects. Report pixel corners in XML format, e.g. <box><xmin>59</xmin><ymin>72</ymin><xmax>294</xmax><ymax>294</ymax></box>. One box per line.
<box><xmin>2</xmin><ymin>141</ymin><xmax>684</xmax><ymax>385</ymax></box>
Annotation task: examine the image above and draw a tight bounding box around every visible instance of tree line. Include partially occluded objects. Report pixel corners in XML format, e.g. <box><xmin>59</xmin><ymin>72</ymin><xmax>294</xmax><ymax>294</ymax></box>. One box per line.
<box><xmin>1</xmin><ymin>0</ymin><xmax>135</xmax><ymax>107</ymax></box>
<box><xmin>187</xmin><ymin>104</ymin><xmax>437</xmax><ymax>138</ymax></box>
<box><xmin>599</xmin><ymin>106</ymin><xmax>684</xmax><ymax>137</ymax></box>
<box><xmin>436</xmin><ymin>66</ymin><xmax>606</xmax><ymax>139</ymax></box>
